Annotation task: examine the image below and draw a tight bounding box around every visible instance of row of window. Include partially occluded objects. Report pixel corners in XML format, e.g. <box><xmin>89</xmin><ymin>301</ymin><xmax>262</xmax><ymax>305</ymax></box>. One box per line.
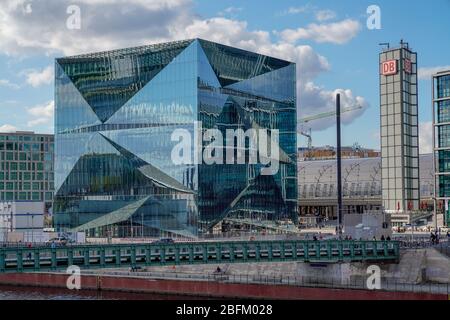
<box><xmin>0</xmin><ymin>171</ymin><xmax>53</xmax><ymax>182</ymax></box>
<box><xmin>0</xmin><ymin>181</ymin><xmax>53</xmax><ymax>191</ymax></box>
<box><xmin>299</xmin><ymin>182</ymin><xmax>381</xmax><ymax>198</ymax></box>
<box><xmin>299</xmin><ymin>182</ymin><xmax>431</xmax><ymax>199</ymax></box>
<box><xmin>439</xmin><ymin>175</ymin><xmax>450</xmax><ymax>197</ymax></box>
<box><xmin>381</xmin><ymin>123</ymin><xmax>419</xmax><ymax>136</ymax></box>
<box><xmin>380</xmin><ymin>82</ymin><xmax>417</xmax><ymax>95</ymax></box>
<box><xmin>380</xmin><ymin>93</ymin><xmax>418</xmax><ymax>106</ymax></box>
<box><xmin>381</xmin><ymin>145</ymin><xmax>419</xmax><ymax>158</ymax></box>
<box><xmin>0</xmin><ymin>162</ymin><xmax>51</xmax><ymax>171</ymax></box>
<box><xmin>0</xmin><ymin>191</ymin><xmax>53</xmax><ymax>201</ymax></box>
<box><xmin>436</xmin><ymin>75</ymin><xmax>450</xmax><ymax>99</ymax></box>
<box><xmin>0</xmin><ymin>151</ymin><xmax>52</xmax><ymax>162</ymax></box>
<box><xmin>382</xmin><ymin>178</ymin><xmax>419</xmax><ymax>189</ymax></box>
<box><xmin>437</xmin><ymin>100</ymin><xmax>450</xmax><ymax>123</ymax></box>
<box><xmin>0</xmin><ymin>142</ymin><xmax>53</xmax><ymax>152</ymax></box>
<box><xmin>380</xmin><ymin>104</ymin><xmax>418</xmax><ymax>117</ymax></box>
<box><xmin>0</xmin><ymin>135</ymin><xmax>53</xmax><ymax>142</ymax></box>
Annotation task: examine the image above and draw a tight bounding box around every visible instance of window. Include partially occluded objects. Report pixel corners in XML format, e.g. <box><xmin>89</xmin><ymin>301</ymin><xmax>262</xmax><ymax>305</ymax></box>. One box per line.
<box><xmin>32</xmin><ymin>192</ymin><xmax>41</xmax><ymax>200</ymax></box>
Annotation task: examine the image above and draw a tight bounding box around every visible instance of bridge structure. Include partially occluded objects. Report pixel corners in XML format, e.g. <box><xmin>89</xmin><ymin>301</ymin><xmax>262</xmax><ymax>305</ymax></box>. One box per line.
<box><xmin>0</xmin><ymin>240</ymin><xmax>400</xmax><ymax>273</ymax></box>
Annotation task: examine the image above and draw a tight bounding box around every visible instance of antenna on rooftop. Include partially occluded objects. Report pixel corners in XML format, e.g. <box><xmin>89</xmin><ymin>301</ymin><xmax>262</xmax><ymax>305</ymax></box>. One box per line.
<box><xmin>379</xmin><ymin>42</ymin><xmax>390</xmax><ymax>50</ymax></box>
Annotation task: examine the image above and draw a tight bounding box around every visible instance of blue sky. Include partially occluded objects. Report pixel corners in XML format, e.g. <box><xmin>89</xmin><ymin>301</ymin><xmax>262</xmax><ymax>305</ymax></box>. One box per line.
<box><xmin>0</xmin><ymin>0</ymin><xmax>449</xmax><ymax>153</ymax></box>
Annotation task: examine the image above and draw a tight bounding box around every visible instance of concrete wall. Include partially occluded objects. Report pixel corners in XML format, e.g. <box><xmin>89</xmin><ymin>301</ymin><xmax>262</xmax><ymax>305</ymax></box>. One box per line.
<box><xmin>0</xmin><ymin>273</ymin><xmax>446</xmax><ymax>300</ymax></box>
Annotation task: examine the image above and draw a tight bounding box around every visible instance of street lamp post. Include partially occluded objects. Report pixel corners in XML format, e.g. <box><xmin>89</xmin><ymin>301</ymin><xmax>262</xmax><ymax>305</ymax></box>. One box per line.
<box><xmin>336</xmin><ymin>93</ymin><xmax>343</xmax><ymax>236</ymax></box>
<box><xmin>141</xmin><ymin>212</ymin><xmax>144</xmax><ymax>238</ymax></box>
<box><xmin>31</xmin><ymin>213</ymin><xmax>34</xmax><ymax>243</ymax></box>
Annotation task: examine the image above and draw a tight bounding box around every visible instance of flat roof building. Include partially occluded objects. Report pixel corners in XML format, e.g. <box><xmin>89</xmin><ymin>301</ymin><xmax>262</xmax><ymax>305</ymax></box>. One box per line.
<box><xmin>0</xmin><ymin>131</ymin><xmax>54</xmax><ymax>232</ymax></box>
<box><xmin>433</xmin><ymin>69</ymin><xmax>450</xmax><ymax>227</ymax></box>
<box><xmin>54</xmin><ymin>39</ymin><xmax>297</xmax><ymax>237</ymax></box>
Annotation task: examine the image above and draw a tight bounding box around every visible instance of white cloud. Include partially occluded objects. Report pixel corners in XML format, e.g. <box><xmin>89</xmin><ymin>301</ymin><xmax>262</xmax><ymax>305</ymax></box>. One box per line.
<box><xmin>0</xmin><ymin>1</ymin><xmax>367</xmax><ymax>132</ymax></box>
<box><xmin>419</xmin><ymin>121</ymin><xmax>433</xmax><ymax>154</ymax></box>
<box><xmin>0</xmin><ymin>0</ymin><xmax>194</xmax><ymax>56</ymax></box>
<box><xmin>299</xmin><ymin>82</ymin><xmax>368</xmax><ymax>131</ymax></box>
<box><xmin>27</xmin><ymin>100</ymin><xmax>54</xmax><ymax>127</ymax></box>
<box><xmin>218</xmin><ymin>6</ymin><xmax>243</xmax><ymax>17</ymax></box>
<box><xmin>315</xmin><ymin>10</ymin><xmax>336</xmax><ymax>22</ymax></box>
<box><xmin>174</xmin><ymin>17</ymin><xmax>330</xmax><ymax>81</ymax></box>
<box><xmin>418</xmin><ymin>66</ymin><xmax>450</xmax><ymax>80</ymax></box>
<box><xmin>0</xmin><ymin>124</ymin><xmax>18</xmax><ymax>132</ymax></box>
<box><xmin>277</xmin><ymin>5</ymin><xmax>314</xmax><ymax>16</ymax></box>
<box><xmin>25</xmin><ymin>65</ymin><xmax>54</xmax><ymax>87</ymax></box>
<box><xmin>286</xmin><ymin>6</ymin><xmax>310</xmax><ymax>14</ymax></box>
<box><xmin>278</xmin><ymin>19</ymin><xmax>361</xmax><ymax>44</ymax></box>
<box><xmin>0</xmin><ymin>79</ymin><xmax>20</xmax><ymax>89</ymax></box>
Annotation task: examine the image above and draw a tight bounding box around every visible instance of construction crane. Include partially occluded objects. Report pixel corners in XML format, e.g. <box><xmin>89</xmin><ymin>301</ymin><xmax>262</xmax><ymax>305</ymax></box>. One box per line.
<box><xmin>298</xmin><ymin>105</ymin><xmax>363</xmax><ymax>158</ymax></box>
<box><xmin>299</xmin><ymin>105</ymin><xmax>363</xmax><ymax>124</ymax></box>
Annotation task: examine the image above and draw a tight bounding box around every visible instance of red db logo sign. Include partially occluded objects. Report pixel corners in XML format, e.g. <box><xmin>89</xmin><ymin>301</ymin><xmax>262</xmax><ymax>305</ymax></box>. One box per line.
<box><xmin>381</xmin><ymin>60</ymin><xmax>397</xmax><ymax>76</ymax></box>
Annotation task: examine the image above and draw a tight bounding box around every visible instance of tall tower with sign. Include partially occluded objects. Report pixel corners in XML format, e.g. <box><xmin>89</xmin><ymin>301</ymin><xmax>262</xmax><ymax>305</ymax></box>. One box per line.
<box><xmin>379</xmin><ymin>41</ymin><xmax>419</xmax><ymax>226</ymax></box>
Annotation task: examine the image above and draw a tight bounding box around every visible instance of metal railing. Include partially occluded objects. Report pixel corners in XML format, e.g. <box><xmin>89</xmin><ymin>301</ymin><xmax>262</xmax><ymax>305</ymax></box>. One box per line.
<box><xmin>0</xmin><ymin>240</ymin><xmax>400</xmax><ymax>273</ymax></box>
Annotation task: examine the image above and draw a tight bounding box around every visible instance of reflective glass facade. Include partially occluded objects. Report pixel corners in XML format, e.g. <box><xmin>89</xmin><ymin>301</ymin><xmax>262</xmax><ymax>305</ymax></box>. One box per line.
<box><xmin>433</xmin><ymin>71</ymin><xmax>450</xmax><ymax>226</ymax></box>
<box><xmin>54</xmin><ymin>39</ymin><xmax>297</xmax><ymax>236</ymax></box>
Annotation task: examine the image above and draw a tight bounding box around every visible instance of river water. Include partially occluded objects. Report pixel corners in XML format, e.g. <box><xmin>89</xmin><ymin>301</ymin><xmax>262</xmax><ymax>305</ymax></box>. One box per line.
<box><xmin>0</xmin><ymin>285</ymin><xmax>202</xmax><ymax>300</ymax></box>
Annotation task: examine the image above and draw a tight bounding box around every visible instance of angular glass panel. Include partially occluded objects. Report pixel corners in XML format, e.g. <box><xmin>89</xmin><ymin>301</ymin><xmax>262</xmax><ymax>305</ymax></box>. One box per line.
<box><xmin>225</xmin><ymin>64</ymin><xmax>296</xmax><ymax>104</ymax></box>
<box><xmin>198</xmin><ymin>39</ymin><xmax>292</xmax><ymax>87</ymax></box>
<box><xmin>106</xmin><ymin>40</ymin><xmax>198</xmax><ymax>125</ymax></box>
<box><xmin>57</xmin><ymin>40</ymin><xmax>194</xmax><ymax>122</ymax></box>
<box><xmin>55</xmin><ymin>62</ymin><xmax>101</xmax><ymax>133</ymax></box>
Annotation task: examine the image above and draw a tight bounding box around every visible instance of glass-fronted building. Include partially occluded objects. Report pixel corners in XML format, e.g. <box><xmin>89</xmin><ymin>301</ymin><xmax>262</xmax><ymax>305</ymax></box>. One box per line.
<box><xmin>433</xmin><ymin>69</ymin><xmax>450</xmax><ymax>226</ymax></box>
<box><xmin>0</xmin><ymin>131</ymin><xmax>54</xmax><ymax>205</ymax></box>
<box><xmin>54</xmin><ymin>39</ymin><xmax>297</xmax><ymax>237</ymax></box>
<box><xmin>379</xmin><ymin>42</ymin><xmax>419</xmax><ymax>225</ymax></box>
<box><xmin>0</xmin><ymin>131</ymin><xmax>54</xmax><ymax>231</ymax></box>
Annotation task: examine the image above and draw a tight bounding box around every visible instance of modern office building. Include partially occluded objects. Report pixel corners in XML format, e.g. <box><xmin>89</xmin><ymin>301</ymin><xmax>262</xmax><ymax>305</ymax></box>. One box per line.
<box><xmin>433</xmin><ymin>69</ymin><xmax>450</xmax><ymax>227</ymax></box>
<box><xmin>0</xmin><ymin>131</ymin><xmax>54</xmax><ymax>231</ymax></box>
<box><xmin>379</xmin><ymin>41</ymin><xmax>419</xmax><ymax>225</ymax></box>
<box><xmin>54</xmin><ymin>39</ymin><xmax>297</xmax><ymax>237</ymax></box>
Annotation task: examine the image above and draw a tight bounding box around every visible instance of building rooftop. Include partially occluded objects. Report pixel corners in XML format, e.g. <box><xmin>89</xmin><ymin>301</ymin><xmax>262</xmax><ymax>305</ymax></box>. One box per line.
<box><xmin>0</xmin><ymin>131</ymin><xmax>53</xmax><ymax>136</ymax></box>
<box><xmin>298</xmin><ymin>154</ymin><xmax>434</xmax><ymax>199</ymax></box>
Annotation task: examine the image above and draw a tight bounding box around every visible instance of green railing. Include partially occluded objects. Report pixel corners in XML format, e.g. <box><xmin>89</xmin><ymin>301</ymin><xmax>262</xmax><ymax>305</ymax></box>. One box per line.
<box><xmin>0</xmin><ymin>240</ymin><xmax>400</xmax><ymax>273</ymax></box>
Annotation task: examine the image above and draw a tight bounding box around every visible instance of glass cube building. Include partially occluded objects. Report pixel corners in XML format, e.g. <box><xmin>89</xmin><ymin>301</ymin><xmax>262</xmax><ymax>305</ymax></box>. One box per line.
<box><xmin>53</xmin><ymin>39</ymin><xmax>297</xmax><ymax>237</ymax></box>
